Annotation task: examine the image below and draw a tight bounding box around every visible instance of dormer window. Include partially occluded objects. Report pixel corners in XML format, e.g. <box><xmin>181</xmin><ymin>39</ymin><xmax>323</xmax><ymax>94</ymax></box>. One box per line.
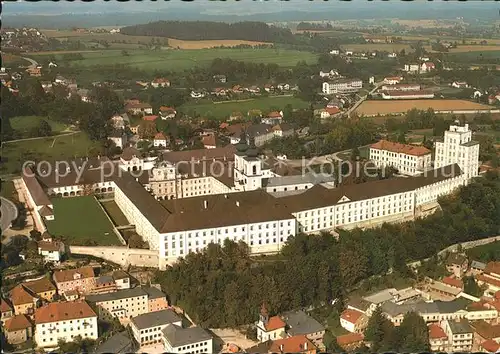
<box><xmin>73</xmin><ymin>273</ymin><xmax>82</xmax><ymax>280</ymax></box>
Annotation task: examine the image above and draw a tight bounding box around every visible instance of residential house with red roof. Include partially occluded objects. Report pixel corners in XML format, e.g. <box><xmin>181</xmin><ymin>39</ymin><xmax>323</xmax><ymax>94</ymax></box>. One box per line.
<box><xmin>476</xmin><ymin>261</ymin><xmax>500</xmax><ymax>294</ymax></box>
<box><xmin>154</xmin><ymin>132</ymin><xmax>168</xmax><ymax>148</ymax></box>
<box><xmin>428</xmin><ymin>323</ymin><xmax>449</xmax><ymax>352</ymax></box>
<box><xmin>1</xmin><ymin>298</ymin><xmax>14</xmax><ymax>323</ymax></box>
<box><xmin>159</xmin><ymin>106</ymin><xmax>176</xmax><ymax>120</ymax></box>
<box><xmin>369</xmin><ymin>140</ymin><xmax>432</xmax><ymax>176</ymax></box>
<box><xmin>340</xmin><ymin>308</ymin><xmax>368</xmax><ymax>333</ymax></box>
<box><xmin>125</xmin><ymin>101</ymin><xmax>153</xmax><ymax>115</ymax></box>
<box><xmin>336</xmin><ymin>333</ymin><xmax>364</xmax><ymax>351</ymax></box>
<box><xmin>261</xmin><ymin>111</ymin><xmax>283</xmax><ymax>125</ymax></box>
<box><xmin>34</xmin><ymin>301</ymin><xmax>98</xmax><ymax>348</ymax></box>
<box><xmin>3</xmin><ymin>314</ymin><xmax>33</xmax><ymax>345</ymax></box>
<box><xmin>151</xmin><ymin>78</ymin><xmax>170</xmax><ymax>88</ymax></box>
<box><xmin>143</xmin><ymin>115</ymin><xmax>159</xmax><ymax>122</ymax></box>
<box><xmin>10</xmin><ymin>285</ymin><xmax>39</xmax><ymax>316</ymax></box>
<box><xmin>421</xmin><ymin>62</ymin><xmax>436</xmax><ymax>73</ymax></box>
<box><xmin>247</xmin><ymin>335</ymin><xmax>317</xmax><ymax>354</ymax></box>
<box><xmin>256</xmin><ymin>304</ymin><xmax>286</xmax><ymax>342</ymax></box>
<box><xmin>52</xmin><ymin>266</ymin><xmax>96</xmax><ymax>295</ymax></box>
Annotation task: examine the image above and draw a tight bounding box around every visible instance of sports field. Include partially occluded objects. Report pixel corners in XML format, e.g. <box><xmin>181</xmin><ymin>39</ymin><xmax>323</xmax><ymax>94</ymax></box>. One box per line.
<box><xmin>181</xmin><ymin>96</ymin><xmax>309</xmax><ymax>119</ymax></box>
<box><xmin>355</xmin><ymin>99</ymin><xmax>497</xmax><ymax>117</ymax></box>
<box><xmin>30</xmin><ymin>48</ymin><xmax>319</xmax><ymax>72</ymax></box>
<box><xmin>45</xmin><ymin>196</ymin><xmax>120</xmax><ymax>245</ymax></box>
<box><xmin>1</xmin><ymin>132</ymin><xmax>102</xmax><ymax>175</ymax></box>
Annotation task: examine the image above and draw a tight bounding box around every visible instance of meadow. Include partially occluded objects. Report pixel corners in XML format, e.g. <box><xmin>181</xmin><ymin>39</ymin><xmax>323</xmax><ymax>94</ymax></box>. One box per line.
<box><xmin>45</xmin><ymin>196</ymin><xmax>120</xmax><ymax>246</ymax></box>
<box><xmin>30</xmin><ymin>47</ymin><xmax>318</xmax><ymax>72</ymax></box>
<box><xmin>1</xmin><ymin>132</ymin><xmax>102</xmax><ymax>175</ymax></box>
<box><xmin>180</xmin><ymin>96</ymin><xmax>309</xmax><ymax>119</ymax></box>
<box><xmin>10</xmin><ymin>116</ymin><xmax>69</xmax><ymax>137</ymax></box>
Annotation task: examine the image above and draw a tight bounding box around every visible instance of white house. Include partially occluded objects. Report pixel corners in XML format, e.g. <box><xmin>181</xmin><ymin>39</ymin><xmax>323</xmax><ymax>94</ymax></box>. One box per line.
<box><xmin>162</xmin><ymin>325</ymin><xmax>213</xmax><ymax>354</ymax></box>
<box><xmin>434</xmin><ymin>123</ymin><xmax>479</xmax><ymax>180</ymax></box>
<box><xmin>108</xmin><ymin>131</ymin><xmax>127</xmax><ymax>149</ymax></box>
<box><xmin>451</xmin><ymin>82</ymin><xmax>469</xmax><ymax>89</ymax></box>
<box><xmin>154</xmin><ymin>133</ymin><xmax>168</xmax><ymax>148</ymax></box>
<box><xmin>340</xmin><ymin>309</ymin><xmax>366</xmax><ymax>333</ymax></box>
<box><xmin>130</xmin><ymin>309</ymin><xmax>181</xmax><ymax>347</ymax></box>
<box><xmin>190</xmin><ymin>91</ymin><xmax>205</xmax><ymax>99</ymax></box>
<box><xmin>369</xmin><ymin>140</ymin><xmax>432</xmax><ymax>176</ymax></box>
<box><xmin>256</xmin><ymin>304</ymin><xmax>286</xmax><ymax>342</ymax></box>
<box><xmin>322</xmin><ymin>79</ymin><xmax>362</xmax><ymax>94</ymax></box>
<box><xmin>37</xmin><ymin>239</ymin><xmax>65</xmax><ymax>264</ymax></box>
<box><xmin>421</xmin><ymin>62</ymin><xmax>436</xmax><ymax>73</ymax></box>
<box><xmin>34</xmin><ymin>301</ymin><xmax>98</xmax><ymax>348</ymax></box>
<box><xmin>277</xmin><ymin>83</ymin><xmax>290</xmax><ymax>91</ymax></box>
<box><xmin>151</xmin><ymin>78</ymin><xmax>170</xmax><ymax>88</ymax></box>
<box><xmin>329</xmin><ymin>49</ymin><xmax>340</xmax><ymax>55</ymax></box>
<box><xmin>319</xmin><ymin>70</ymin><xmax>339</xmax><ymax>78</ymax></box>
<box><xmin>383</xmin><ymin>77</ymin><xmax>403</xmax><ymax>85</ymax></box>
<box><xmin>388</xmin><ymin>52</ymin><xmax>397</xmax><ymax>58</ymax></box>
<box><xmin>404</xmin><ymin>64</ymin><xmax>420</xmax><ymax>73</ymax></box>
<box><xmin>345</xmin><ymin>50</ymin><xmax>353</xmax><ymax>56</ymax></box>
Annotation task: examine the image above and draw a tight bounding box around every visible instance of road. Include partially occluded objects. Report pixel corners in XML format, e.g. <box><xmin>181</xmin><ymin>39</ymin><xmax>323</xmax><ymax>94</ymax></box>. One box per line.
<box><xmin>347</xmin><ymin>82</ymin><xmax>383</xmax><ymax>118</ymax></box>
<box><xmin>0</xmin><ymin>197</ymin><xmax>18</xmax><ymax>233</ymax></box>
<box><xmin>22</xmin><ymin>56</ymin><xmax>38</xmax><ymax>69</ymax></box>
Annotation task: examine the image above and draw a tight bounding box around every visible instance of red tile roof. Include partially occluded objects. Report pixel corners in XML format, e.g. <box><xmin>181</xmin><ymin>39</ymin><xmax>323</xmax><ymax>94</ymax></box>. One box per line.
<box><xmin>423</xmin><ymin>62</ymin><xmax>435</xmax><ymax>68</ymax></box>
<box><xmin>477</xmin><ymin>274</ymin><xmax>500</xmax><ymax>288</ymax></box>
<box><xmin>481</xmin><ymin>339</ymin><xmax>500</xmax><ymax>353</ymax></box>
<box><xmin>264</xmin><ymin>315</ymin><xmax>286</xmax><ymax>331</ymax></box>
<box><xmin>486</xmin><ymin>262</ymin><xmax>500</xmax><ymax>276</ymax></box>
<box><xmin>267</xmin><ymin>111</ymin><xmax>282</xmax><ymax>118</ymax></box>
<box><xmin>23</xmin><ymin>277</ymin><xmax>56</xmax><ymax>294</ymax></box>
<box><xmin>153</xmin><ymin>78</ymin><xmax>169</xmax><ymax>83</ymax></box>
<box><xmin>53</xmin><ymin>266</ymin><xmax>95</xmax><ymax>283</ymax></box>
<box><xmin>269</xmin><ymin>335</ymin><xmax>315</xmax><ymax>353</ymax></box>
<box><xmin>495</xmin><ymin>291</ymin><xmax>500</xmax><ymax>300</ymax></box>
<box><xmin>38</xmin><ymin>240</ymin><xmax>63</xmax><ymax>252</ymax></box>
<box><xmin>0</xmin><ymin>298</ymin><xmax>13</xmax><ymax>313</ymax></box>
<box><xmin>336</xmin><ymin>332</ymin><xmax>364</xmax><ymax>347</ymax></box>
<box><xmin>442</xmin><ymin>276</ymin><xmax>464</xmax><ymax>289</ymax></box>
<box><xmin>340</xmin><ymin>308</ymin><xmax>364</xmax><ymax>324</ymax></box>
<box><xmin>154</xmin><ymin>132</ymin><xmax>166</xmax><ymax>140</ymax></box>
<box><xmin>10</xmin><ymin>285</ymin><xmax>36</xmax><ymax>306</ymax></box>
<box><xmin>34</xmin><ymin>301</ymin><xmax>97</xmax><ymax>324</ymax></box>
<box><xmin>428</xmin><ymin>323</ymin><xmax>447</xmax><ymax>339</ymax></box>
<box><xmin>371</xmin><ymin>140</ymin><xmax>431</xmax><ymax>156</ymax></box>
<box><xmin>143</xmin><ymin>115</ymin><xmax>158</xmax><ymax>121</ymax></box>
<box><xmin>202</xmin><ymin>135</ymin><xmax>217</xmax><ymax>148</ymax></box>
<box><xmin>326</xmin><ymin>107</ymin><xmax>340</xmax><ymax>115</ymax></box>
<box><xmin>3</xmin><ymin>314</ymin><xmax>32</xmax><ymax>332</ymax></box>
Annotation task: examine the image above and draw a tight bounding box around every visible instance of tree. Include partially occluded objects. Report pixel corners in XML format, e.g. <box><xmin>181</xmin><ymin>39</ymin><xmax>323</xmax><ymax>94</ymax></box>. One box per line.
<box><xmin>364</xmin><ymin>307</ymin><xmax>394</xmax><ymax>352</ymax></box>
<box><xmin>463</xmin><ymin>276</ymin><xmax>483</xmax><ymax>297</ymax></box>
<box><xmin>38</xmin><ymin>119</ymin><xmax>53</xmax><ymax>137</ymax></box>
<box><xmin>396</xmin><ymin>312</ymin><xmax>430</xmax><ymax>352</ymax></box>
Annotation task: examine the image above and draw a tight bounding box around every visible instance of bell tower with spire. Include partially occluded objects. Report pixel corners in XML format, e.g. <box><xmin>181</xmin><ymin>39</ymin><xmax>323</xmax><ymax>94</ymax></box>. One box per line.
<box><xmin>233</xmin><ymin>133</ymin><xmax>265</xmax><ymax>191</ymax></box>
<box><xmin>255</xmin><ymin>302</ymin><xmax>286</xmax><ymax>342</ymax></box>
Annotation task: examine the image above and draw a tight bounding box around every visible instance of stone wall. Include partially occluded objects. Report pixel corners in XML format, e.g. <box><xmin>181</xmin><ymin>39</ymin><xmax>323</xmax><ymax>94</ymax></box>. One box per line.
<box><xmin>69</xmin><ymin>245</ymin><xmax>163</xmax><ymax>269</ymax></box>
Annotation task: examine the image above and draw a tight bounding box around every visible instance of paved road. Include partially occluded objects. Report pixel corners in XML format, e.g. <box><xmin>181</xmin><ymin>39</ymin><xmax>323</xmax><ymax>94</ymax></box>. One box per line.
<box><xmin>0</xmin><ymin>197</ymin><xmax>18</xmax><ymax>233</ymax></box>
<box><xmin>22</xmin><ymin>56</ymin><xmax>39</xmax><ymax>68</ymax></box>
<box><xmin>347</xmin><ymin>82</ymin><xmax>383</xmax><ymax>117</ymax></box>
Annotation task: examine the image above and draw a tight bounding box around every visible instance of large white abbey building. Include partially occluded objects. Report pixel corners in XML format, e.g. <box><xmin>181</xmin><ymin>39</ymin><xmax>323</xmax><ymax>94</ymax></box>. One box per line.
<box><xmin>21</xmin><ymin>124</ymin><xmax>480</xmax><ymax>269</ymax></box>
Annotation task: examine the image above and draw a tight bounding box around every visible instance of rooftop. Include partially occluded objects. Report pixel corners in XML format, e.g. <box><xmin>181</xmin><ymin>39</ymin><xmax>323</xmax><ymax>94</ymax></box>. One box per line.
<box><xmin>4</xmin><ymin>314</ymin><xmax>32</xmax><ymax>332</ymax></box>
<box><xmin>340</xmin><ymin>309</ymin><xmax>364</xmax><ymax>324</ymax></box>
<box><xmin>428</xmin><ymin>323</ymin><xmax>447</xmax><ymax>339</ymax></box>
<box><xmin>281</xmin><ymin>310</ymin><xmax>325</xmax><ymax>336</ymax></box>
<box><xmin>10</xmin><ymin>285</ymin><xmax>36</xmax><ymax>306</ymax></box>
<box><xmin>93</xmin><ymin>331</ymin><xmax>134</xmax><ymax>354</ymax></box>
<box><xmin>447</xmin><ymin>319</ymin><xmax>472</xmax><ymax>334</ymax></box>
<box><xmin>86</xmin><ymin>287</ymin><xmax>147</xmax><ymax>303</ymax></box>
<box><xmin>35</xmin><ymin>301</ymin><xmax>96</xmax><ymax>324</ymax></box>
<box><xmin>269</xmin><ymin>335</ymin><xmax>315</xmax><ymax>353</ymax></box>
<box><xmin>446</xmin><ymin>253</ymin><xmax>468</xmax><ymax>266</ymax></box>
<box><xmin>336</xmin><ymin>333</ymin><xmax>364</xmax><ymax>347</ymax></box>
<box><xmin>486</xmin><ymin>261</ymin><xmax>500</xmax><ymax>275</ymax></box>
<box><xmin>131</xmin><ymin>309</ymin><xmax>180</xmax><ymax>330</ymax></box>
<box><xmin>162</xmin><ymin>324</ymin><xmax>212</xmax><ymax>347</ymax></box>
<box><xmin>142</xmin><ymin>286</ymin><xmax>166</xmax><ymax>300</ymax></box>
<box><xmin>53</xmin><ymin>266</ymin><xmax>95</xmax><ymax>283</ymax></box>
<box><xmin>263</xmin><ymin>316</ymin><xmax>286</xmax><ymax>331</ymax></box>
<box><xmin>23</xmin><ymin>277</ymin><xmax>56</xmax><ymax>294</ymax></box>
<box><xmin>470</xmin><ymin>320</ymin><xmax>500</xmax><ymax>340</ymax></box>
<box><xmin>371</xmin><ymin>140</ymin><xmax>431</xmax><ymax>156</ymax></box>
<box><xmin>266</xmin><ymin>173</ymin><xmax>335</xmax><ymax>188</ymax></box>
<box><xmin>471</xmin><ymin>260</ymin><xmax>487</xmax><ymax>270</ymax></box>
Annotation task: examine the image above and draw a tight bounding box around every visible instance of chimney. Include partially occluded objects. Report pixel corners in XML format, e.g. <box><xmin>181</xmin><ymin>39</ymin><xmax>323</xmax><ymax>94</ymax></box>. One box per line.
<box><xmin>203</xmin><ymin>200</ymin><xmax>208</xmax><ymax>209</ymax></box>
<box><xmin>236</xmin><ymin>201</ymin><xmax>240</xmax><ymax>207</ymax></box>
<box><xmin>304</xmin><ymin>342</ymin><xmax>307</xmax><ymax>350</ymax></box>
<box><xmin>279</xmin><ymin>344</ymin><xmax>284</xmax><ymax>352</ymax></box>
<box><xmin>224</xmin><ymin>194</ymin><xmax>228</xmax><ymax>199</ymax></box>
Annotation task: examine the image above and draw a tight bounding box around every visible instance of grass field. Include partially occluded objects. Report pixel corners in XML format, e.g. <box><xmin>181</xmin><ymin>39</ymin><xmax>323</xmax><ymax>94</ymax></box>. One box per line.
<box><xmin>355</xmin><ymin>99</ymin><xmax>497</xmax><ymax>117</ymax></box>
<box><xmin>466</xmin><ymin>240</ymin><xmax>500</xmax><ymax>263</ymax></box>
<box><xmin>181</xmin><ymin>96</ymin><xmax>309</xmax><ymax>119</ymax></box>
<box><xmin>0</xmin><ymin>180</ymin><xmax>17</xmax><ymax>200</ymax></box>
<box><xmin>101</xmin><ymin>200</ymin><xmax>129</xmax><ymax>226</ymax></box>
<box><xmin>45</xmin><ymin>196</ymin><xmax>120</xmax><ymax>245</ymax></box>
<box><xmin>30</xmin><ymin>48</ymin><xmax>318</xmax><ymax>72</ymax></box>
<box><xmin>445</xmin><ymin>50</ymin><xmax>500</xmax><ymax>62</ymax></box>
<box><xmin>167</xmin><ymin>38</ymin><xmax>271</xmax><ymax>49</ymax></box>
<box><xmin>1</xmin><ymin>53</ymin><xmax>30</xmax><ymax>67</ymax></box>
<box><xmin>342</xmin><ymin>43</ymin><xmax>413</xmax><ymax>52</ymax></box>
<box><xmin>1</xmin><ymin>132</ymin><xmax>102</xmax><ymax>175</ymax></box>
<box><xmin>10</xmin><ymin>116</ymin><xmax>69</xmax><ymax>136</ymax></box>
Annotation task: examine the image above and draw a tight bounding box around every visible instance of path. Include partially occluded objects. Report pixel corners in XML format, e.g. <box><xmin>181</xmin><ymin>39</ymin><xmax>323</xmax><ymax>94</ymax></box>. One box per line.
<box><xmin>22</xmin><ymin>56</ymin><xmax>38</xmax><ymax>68</ymax></box>
<box><xmin>347</xmin><ymin>82</ymin><xmax>383</xmax><ymax>118</ymax></box>
<box><xmin>0</xmin><ymin>197</ymin><xmax>18</xmax><ymax>233</ymax></box>
<box><xmin>2</xmin><ymin>131</ymin><xmax>79</xmax><ymax>144</ymax></box>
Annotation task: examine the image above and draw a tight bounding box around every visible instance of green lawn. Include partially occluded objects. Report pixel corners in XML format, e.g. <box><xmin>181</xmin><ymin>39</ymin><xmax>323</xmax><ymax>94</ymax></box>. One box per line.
<box><xmin>446</xmin><ymin>50</ymin><xmax>500</xmax><ymax>62</ymax></box>
<box><xmin>0</xmin><ymin>180</ymin><xmax>17</xmax><ymax>201</ymax></box>
<box><xmin>180</xmin><ymin>96</ymin><xmax>309</xmax><ymax>119</ymax></box>
<box><xmin>31</xmin><ymin>48</ymin><xmax>319</xmax><ymax>72</ymax></box>
<box><xmin>45</xmin><ymin>196</ymin><xmax>120</xmax><ymax>246</ymax></box>
<box><xmin>10</xmin><ymin>116</ymin><xmax>69</xmax><ymax>137</ymax></box>
<box><xmin>101</xmin><ymin>200</ymin><xmax>129</xmax><ymax>226</ymax></box>
<box><xmin>1</xmin><ymin>132</ymin><xmax>103</xmax><ymax>175</ymax></box>
<box><xmin>466</xmin><ymin>240</ymin><xmax>500</xmax><ymax>263</ymax></box>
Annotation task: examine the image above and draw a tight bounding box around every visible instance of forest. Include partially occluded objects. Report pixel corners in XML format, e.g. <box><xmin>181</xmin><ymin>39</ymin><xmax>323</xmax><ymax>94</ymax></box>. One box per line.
<box><xmin>120</xmin><ymin>21</ymin><xmax>297</xmax><ymax>43</ymax></box>
<box><xmin>156</xmin><ymin>171</ymin><xmax>500</xmax><ymax>329</ymax></box>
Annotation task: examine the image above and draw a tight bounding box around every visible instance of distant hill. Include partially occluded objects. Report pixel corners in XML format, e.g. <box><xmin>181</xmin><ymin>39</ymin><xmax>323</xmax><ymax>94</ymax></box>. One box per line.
<box><xmin>119</xmin><ymin>21</ymin><xmax>297</xmax><ymax>44</ymax></box>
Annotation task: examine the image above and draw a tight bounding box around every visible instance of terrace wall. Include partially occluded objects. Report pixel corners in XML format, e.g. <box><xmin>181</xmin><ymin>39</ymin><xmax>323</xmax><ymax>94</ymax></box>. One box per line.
<box><xmin>69</xmin><ymin>245</ymin><xmax>163</xmax><ymax>269</ymax></box>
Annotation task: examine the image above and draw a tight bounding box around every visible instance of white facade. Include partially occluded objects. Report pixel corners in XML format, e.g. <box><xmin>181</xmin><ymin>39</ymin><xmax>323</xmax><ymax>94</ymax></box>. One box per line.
<box><xmin>154</xmin><ymin>137</ymin><xmax>168</xmax><ymax>148</ymax></box>
<box><xmin>109</xmin><ymin>135</ymin><xmax>127</xmax><ymax>149</ymax></box>
<box><xmin>381</xmin><ymin>91</ymin><xmax>435</xmax><ymax>100</ymax></box>
<box><xmin>404</xmin><ymin>64</ymin><xmax>420</xmax><ymax>73</ymax></box>
<box><xmin>370</xmin><ymin>146</ymin><xmax>432</xmax><ymax>176</ymax></box>
<box><xmin>130</xmin><ymin>315</ymin><xmax>182</xmax><ymax>347</ymax></box>
<box><xmin>322</xmin><ymin>79</ymin><xmax>362</xmax><ymax>94</ymax></box>
<box><xmin>35</xmin><ymin>315</ymin><xmax>98</xmax><ymax>348</ymax></box>
<box><xmin>162</xmin><ymin>326</ymin><xmax>213</xmax><ymax>354</ymax></box>
<box><xmin>434</xmin><ymin>124</ymin><xmax>480</xmax><ymax>180</ymax></box>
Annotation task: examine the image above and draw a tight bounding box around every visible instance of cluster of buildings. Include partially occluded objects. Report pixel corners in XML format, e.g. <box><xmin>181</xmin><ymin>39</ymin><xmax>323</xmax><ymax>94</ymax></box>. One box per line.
<box><xmin>190</xmin><ymin>81</ymin><xmax>295</xmax><ymax>99</ymax></box>
<box><xmin>1</xmin><ymin>263</ymin><xmax>213</xmax><ymax>352</ymax></box>
<box><xmin>20</xmin><ymin>123</ymin><xmax>480</xmax><ymax>270</ymax></box>
<box><xmin>337</xmin><ymin>255</ymin><xmax>500</xmax><ymax>352</ymax></box>
<box><xmin>321</xmin><ymin>78</ymin><xmax>363</xmax><ymax>95</ymax></box>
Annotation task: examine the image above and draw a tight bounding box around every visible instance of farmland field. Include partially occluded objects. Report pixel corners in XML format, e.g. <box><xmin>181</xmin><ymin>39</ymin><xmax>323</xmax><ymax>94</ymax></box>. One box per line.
<box><xmin>10</xmin><ymin>116</ymin><xmax>69</xmax><ymax>137</ymax></box>
<box><xmin>444</xmin><ymin>50</ymin><xmax>500</xmax><ymax>62</ymax></box>
<box><xmin>181</xmin><ymin>96</ymin><xmax>309</xmax><ymax>119</ymax></box>
<box><xmin>355</xmin><ymin>99</ymin><xmax>497</xmax><ymax>117</ymax></box>
<box><xmin>341</xmin><ymin>43</ymin><xmax>413</xmax><ymax>52</ymax></box>
<box><xmin>1</xmin><ymin>132</ymin><xmax>102</xmax><ymax>175</ymax></box>
<box><xmin>45</xmin><ymin>196</ymin><xmax>120</xmax><ymax>246</ymax></box>
<box><xmin>30</xmin><ymin>48</ymin><xmax>319</xmax><ymax>72</ymax></box>
<box><xmin>167</xmin><ymin>38</ymin><xmax>271</xmax><ymax>49</ymax></box>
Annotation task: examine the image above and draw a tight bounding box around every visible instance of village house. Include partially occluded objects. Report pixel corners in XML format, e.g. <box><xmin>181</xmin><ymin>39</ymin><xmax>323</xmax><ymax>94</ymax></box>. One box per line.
<box><xmin>3</xmin><ymin>314</ymin><xmax>33</xmax><ymax>345</ymax></box>
<box><xmin>320</xmin><ymin>107</ymin><xmax>341</xmax><ymax>119</ymax></box>
<box><xmin>22</xmin><ymin>277</ymin><xmax>57</xmax><ymax>302</ymax></box>
<box><xmin>91</xmin><ymin>276</ymin><xmax>118</xmax><ymax>295</ymax></box>
<box><xmin>143</xmin><ymin>286</ymin><xmax>169</xmax><ymax>312</ymax></box>
<box><xmin>159</xmin><ymin>106</ymin><xmax>176</xmax><ymax>120</ymax></box>
<box><xmin>446</xmin><ymin>253</ymin><xmax>469</xmax><ymax>278</ymax></box>
<box><xmin>281</xmin><ymin>310</ymin><xmax>326</xmax><ymax>347</ymax></box>
<box><xmin>329</xmin><ymin>49</ymin><xmax>340</xmax><ymax>55</ymax></box>
<box><xmin>248</xmin><ymin>85</ymin><xmax>261</xmax><ymax>94</ymax></box>
<box><xmin>451</xmin><ymin>81</ymin><xmax>469</xmax><ymax>89</ymax></box>
<box><xmin>190</xmin><ymin>90</ymin><xmax>205</xmax><ymax>99</ymax></box>
<box><xmin>213</xmin><ymin>87</ymin><xmax>227</xmax><ymax>96</ymax></box>
<box><xmin>1</xmin><ymin>298</ymin><xmax>14</xmax><ymax>323</ymax></box>
<box><xmin>37</xmin><ymin>237</ymin><xmax>65</xmax><ymax>263</ymax></box>
<box><xmin>232</xmin><ymin>85</ymin><xmax>244</xmax><ymax>94</ymax></box>
<box><xmin>442</xmin><ymin>319</ymin><xmax>473</xmax><ymax>352</ymax></box>
<box><xmin>256</xmin><ymin>304</ymin><xmax>286</xmax><ymax>342</ymax></box>
<box><xmin>383</xmin><ymin>76</ymin><xmax>403</xmax><ymax>85</ymax></box>
<box><xmin>85</xmin><ymin>288</ymin><xmax>149</xmax><ymax>322</ymax></box>
<box><xmin>403</xmin><ymin>64</ymin><xmax>420</xmax><ymax>73</ymax></box>
<box><xmin>319</xmin><ymin>70</ymin><xmax>340</xmax><ymax>79</ymax></box>
<box><xmin>264</xmin><ymin>84</ymin><xmax>275</xmax><ymax>92</ymax></box>
<box><xmin>277</xmin><ymin>83</ymin><xmax>290</xmax><ymax>91</ymax></box>
<box><xmin>151</xmin><ymin>78</ymin><xmax>170</xmax><ymax>88</ymax></box>
<box><xmin>213</xmin><ymin>74</ymin><xmax>227</xmax><ymax>83</ymax></box>
<box><xmin>110</xmin><ymin>114</ymin><xmax>129</xmax><ymax>130</ymax></box>
<box><xmin>201</xmin><ymin>134</ymin><xmax>217</xmax><ymax>149</ymax></box>
<box><xmin>162</xmin><ymin>324</ymin><xmax>213</xmax><ymax>353</ymax></box>
<box><xmin>108</xmin><ymin>130</ymin><xmax>128</xmax><ymax>149</ymax></box>
<box><xmin>34</xmin><ymin>301</ymin><xmax>98</xmax><ymax>348</ymax></box>
<box><xmin>477</xmin><ymin>262</ymin><xmax>500</xmax><ymax>294</ymax></box>
<box><xmin>421</xmin><ymin>62</ymin><xmax>436</xmax><ymax>73</ymax></box>
<box><xmin>53</xmin><ymin>266</ymin><xmax>96</xmax><ymax>295</ymax></box>
<box><xmin>261</xmin><ymin>111</ymin><xmax>283</xmax><ymax>125</ymax></box>
<box><xmin>388</xmin><ymin>52</ymin><xmax>397</xmax><ymax>58</ymax></box>
<box><xmin>10</xmin><ymin>285</ymin><xmax>39</xmax><ymax>315</ymax></box>
<box><xmin>340</xmin><ymin>308</ymin><xmax>368</xmax><ymax>333</ymax></box>
<box><xmin>247</xmin><ymin>335</ymin><xmax>317</xmax><ymax>354</ymax></box>
<box><xmin>143</xmin><ymin>115</ymin><xmax>159</xmax><ymax>122</ymax></box>
<box><xmin>26</xmin><ymin>67</ymin><xmax>41</xmax><ymax>77</ymax></box>
<box><xmin>471</xmin><ymin>260</ymin><xmax>487</xmax><ymax>275</ymax></box>
<box><xmin>112</xmin><ymin>270</ymin><xmax>131</xmax><ymax>290</ymax></box>
<box><xmin>272</xmin><ymin>123</ymin><xmax>294</xmax><ymax>138</ymax></box>
<box><xmin>428</xmin><ymin>323</ymin><xmax>449</xmax><ymax>352</ymax></box>
<box><xmin>154</xmin><ymin>132</ymin><xmax>168</xmax><ymax>148</ymax></box>
<box><xmin>336</xmin><ymin>333</ymin><xmax>364</xmax><ymax>351</ymax></box>
<box><xmin>130</xmin><ymin>309</ymin><xmax>181</xmax><ymax>347</ymax></box>
<box><xmin>125</xmin><ymin>101</ymin><xmax>153</xmax><ymax>115</ymax></box>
